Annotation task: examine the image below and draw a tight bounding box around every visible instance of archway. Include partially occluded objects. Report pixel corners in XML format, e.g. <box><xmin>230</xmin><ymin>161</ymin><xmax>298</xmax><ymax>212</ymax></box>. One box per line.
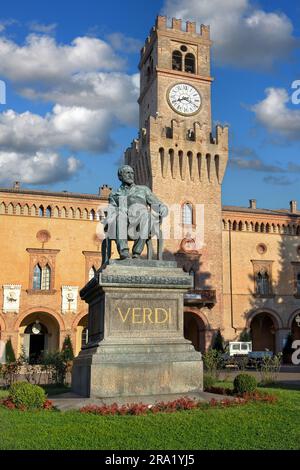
<box><xmin>250</xmin><ymin>312</ymin><xmax>276</xmax><ymax>353</ymax></box>
<box><xmin>24</xmin><ymin>322</ymin><xmax>48</xmax><ymax>363</ymax></box>
<box><xmin>291</xmin><ymin>316</ymin><xmax>300</xmax><ymax>341</ymax></box>
<box><xmin>75</xmin><ymin>314</ymin><xmax>88</xmax><ymax>356</ymax></box>
<box><xmin>184</xmin><ymin>311</ymin><xmax>206</xmax><ymax>353</ymax></box>
<box><xmin>19</xmin><ymin>312</ymin><xmax>60</xmax><ymax>360</ymax></box>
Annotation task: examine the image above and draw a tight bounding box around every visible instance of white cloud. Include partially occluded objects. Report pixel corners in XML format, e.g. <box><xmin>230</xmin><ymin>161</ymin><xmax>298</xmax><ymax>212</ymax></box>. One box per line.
<box><xmin>162</xmin><ymin>0</ymin><xmax>297</xmax><ymax>68</ymax></box>
<box><xmin>28</xmin><ymin>22</ymin><xmax>57</xmax><ymax>34</ymax></box>
<box><xmin>107</xmin><ymin>33</ymin><xmax>142</xmax><ymax>53</ymax></box>
<box><xmin>0</xmin><ymin>34</ymin><xmax>124</xmax><ymax>83</ymax></box>
<box><xmin>0</xmin><ymin>31</ymin><xmax>140</xmax><ymax>185</ymax></box>
<box><xmin>0</xmin><ymin>19</ymin><xmax>17</xmax><ymax>33</ymax></box>
<box><xmin>20</xmin><ymin>72</ymin><xmax>140</xmax><ymax>125</ymax></box>
<box><xmin>0</xmin><ymin>106</ymin><xmax>114</xmax><ymax>153</ymax></box>
<box><xmin>252</xmin><ymin>87</ymin><xmax>300</xmax><ymax>139</ymax></box>
<box><xmin>0</xmin><ymin>150</ymin><xmax>80</xmax><ymax>185</ymax></box>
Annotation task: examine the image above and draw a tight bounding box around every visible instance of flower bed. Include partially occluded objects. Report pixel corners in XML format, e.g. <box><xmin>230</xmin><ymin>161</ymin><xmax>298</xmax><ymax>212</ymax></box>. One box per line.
<box><xmin>80</xmin><ymin>392</ymin><xmax>277</xmax><ymax>416</ymax></box>
<box><xmin>1</xmin><ymin>397</ymin><xmax>54</xmax><ymax>410</ymax></box>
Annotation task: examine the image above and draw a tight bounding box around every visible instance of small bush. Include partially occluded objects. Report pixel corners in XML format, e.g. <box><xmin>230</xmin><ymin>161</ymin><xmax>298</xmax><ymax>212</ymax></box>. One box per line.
<box><xmin>203</xmin><ymin>374</ymin><xmax>215</xmax><ymax>391</ymax></box>
<box><xmin>212</xmin><ymin>329</ymin><xmax>225</xmax><ymax>353</ymax></box>
<box><xmin>202</xmin><ymin>349</ymin><xmax>223</xmax><ymax>379</ymax></box>
<box><xmin>233</xmin><ymin>374</ymin><xmax>257</xmax><ymax>395</ymax></box>
<box><xmin>62</xmin><ymin>335</ymin><xmax>74</xmax><ymax>361</ymax></box>
<box><xmin>8</xmin><ymin>381</ymin><xmax>46</xmax><ymax>409</ymax></box>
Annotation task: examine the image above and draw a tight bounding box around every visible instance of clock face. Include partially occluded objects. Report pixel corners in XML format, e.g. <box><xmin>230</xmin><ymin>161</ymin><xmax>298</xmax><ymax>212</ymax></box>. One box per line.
<box><xmin>168</xmin><ymin>83</ymin><xmax>201</xmax><ymax>115</ymax></box>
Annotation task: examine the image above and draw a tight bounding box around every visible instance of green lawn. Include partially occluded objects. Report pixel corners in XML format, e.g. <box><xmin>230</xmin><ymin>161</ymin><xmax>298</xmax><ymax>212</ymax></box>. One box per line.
<box><xmin>0</xmin><ymin>386</ymin><xmax>299</xmax><ymax>450</ymax></box>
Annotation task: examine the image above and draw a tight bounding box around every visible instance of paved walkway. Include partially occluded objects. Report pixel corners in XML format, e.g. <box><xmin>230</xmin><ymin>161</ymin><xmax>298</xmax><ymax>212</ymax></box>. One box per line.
<box><xmin>51</xmin><ymin>391</ymin><xmax>231</xmax><ymax>412</ymax></box>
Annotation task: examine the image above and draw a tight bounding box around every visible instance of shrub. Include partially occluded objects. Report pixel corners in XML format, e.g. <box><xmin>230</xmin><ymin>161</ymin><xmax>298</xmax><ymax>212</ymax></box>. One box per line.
<box><xmin>42</xmin><ymin>351</ymin><xmax>72</xmax><ymax>385</ymax></box>
<box><xmin>233</xmin><ymin>374</ymin><xmax>257</xmax><ymax>395</ymax></box>
<box><xmin>212</xmin><ymin>329</ymin><xmax>225</xmax><ymax>353</ymax></box>
<box><xmin>5</xmin><ymin>339</ymin><xmax>16</xmax><ymax>363</ymax></box>
<box><xmin>202</xmin><ymin>349</ymin><xmax>223</xmax><ymax>379</ymax></box>
<box><xmin>62</xmin><ymin>335</ymin><xmax>74</xmax><ymax>361</ymax></box>
<box><xmin>8</xmin><ymin>381</ymin><xmax>46</xmax><ymax>409</ymax></box>
<box><xmin>203</xmin><ymin>374</ymin><xmax>215</xmax><ymax>391</ymax></box>
<box><xmin>258</xmin><ymin>353</ymin><xmax>282</xmax><ymax>385</ymax></box>
<box><xmin>239</xmin><ymin>329</ymin><xmax>252</xmax><ymax>342</ymax></box>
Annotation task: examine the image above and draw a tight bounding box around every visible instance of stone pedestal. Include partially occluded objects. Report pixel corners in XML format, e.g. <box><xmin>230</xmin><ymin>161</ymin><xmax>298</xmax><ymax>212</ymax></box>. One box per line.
<box><xmin>72</xmin><ymin>260</ymin><xmax>203</xmax><ymax>398</ymax></box>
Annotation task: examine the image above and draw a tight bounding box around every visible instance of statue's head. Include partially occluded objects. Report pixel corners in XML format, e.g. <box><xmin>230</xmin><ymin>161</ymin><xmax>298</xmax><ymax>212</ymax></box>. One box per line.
<box><xmin>118</xmin><ymin>165</ymin><xmax>135</xmax><ymax>185</ymax></box>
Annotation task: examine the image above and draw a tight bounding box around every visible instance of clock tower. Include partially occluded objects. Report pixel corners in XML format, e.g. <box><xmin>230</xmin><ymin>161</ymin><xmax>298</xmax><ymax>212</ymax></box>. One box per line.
<box><xmin>125</xmin><ymin>16</ymin><xmax>229</xmax><ymax>341</ymax></box>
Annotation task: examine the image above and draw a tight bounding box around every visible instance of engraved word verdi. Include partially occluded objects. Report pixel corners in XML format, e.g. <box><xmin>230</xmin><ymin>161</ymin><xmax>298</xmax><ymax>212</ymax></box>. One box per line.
<box><xmin>117</xmin><ymin>307</ymin><xmax>172</xmax><ymax>324</ymax></box>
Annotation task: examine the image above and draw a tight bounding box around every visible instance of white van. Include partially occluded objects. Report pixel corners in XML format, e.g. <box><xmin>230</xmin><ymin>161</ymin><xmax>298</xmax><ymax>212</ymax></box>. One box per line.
<box><xmin>229</xmin><ymin>342</ymin><xmax>252</xmax><ymax>356</ymax></box>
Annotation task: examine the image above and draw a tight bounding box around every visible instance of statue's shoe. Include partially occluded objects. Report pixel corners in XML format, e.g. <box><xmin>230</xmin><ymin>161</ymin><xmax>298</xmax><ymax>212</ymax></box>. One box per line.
<box><xmin>120</xmin><ymin>250</ymin><xmax>130</xmax><ymax>260</ymax></box>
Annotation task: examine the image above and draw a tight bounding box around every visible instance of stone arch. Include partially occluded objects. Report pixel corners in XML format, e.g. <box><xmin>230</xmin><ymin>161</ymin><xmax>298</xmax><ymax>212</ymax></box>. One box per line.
<box><xmin>53</xmin><ymin>206</ymin><xmax>60</xmax><ymax>218</ymax></box>
<box><xmin>247</xmin><ymin>309</ymin><xmax>282</xmax><ymax>353</ymax></box>
<box><xmin>16</xmin><ymin>309</ymin><xmax>65</xmax><ymax>359</ymax></box>
<box><xmin>15</xmin><ymin>203</ymin><xmax>21</xmax><ymax>215</ymax></box>
<box><xmin>287</xmin><ymin>309</ymin><xmax>300</xmax><ymax>329</ymax></box>
<box><xmin>15</xmin><ymin>307</ymin><xmax>65</xmax><ymax>332</ymax></box>
<box><xmin>246</xmin><ymin>308</ymin><xmax>282</xmax><ymax>329</ymax></box>
<box><xmin>7</xmin><ymin>203</ymin><xmax>14</xmax><ymax>215</ymax></box>
<box><xmin>183</xmin><ymin>307</ymin><xmax>209</xmax><ymax>353</ymax></box>
<box><xmin>288</xmin><ymin>310</ymin><xmax>300</xmax><ymax>341</ymax></box>
<box><xmin>0</xmin><ymin>202</ymin><xmax>6</xmax><ymax>214</ymax></box>
<box><xmin>23</xmin><ymin>204</ymin><xmax>30</xmax><ymax>216</ymax></box>
<box><xmin>72</xmin><ymin>311</ymin><xmax>89</xmax><ymax>356</ymax></box>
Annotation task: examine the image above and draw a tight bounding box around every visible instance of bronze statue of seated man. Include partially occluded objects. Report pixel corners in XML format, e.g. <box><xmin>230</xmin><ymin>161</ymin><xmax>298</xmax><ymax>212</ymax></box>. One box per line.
<box><xmin>104</xmin><ymin>165</ymin><xmax>168</xmax><ymax>260</ymax></box>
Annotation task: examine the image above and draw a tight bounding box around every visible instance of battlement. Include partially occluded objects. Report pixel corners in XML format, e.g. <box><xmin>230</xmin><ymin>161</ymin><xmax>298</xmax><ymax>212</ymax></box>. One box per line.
<box><xmin>156</xmin><ymin>16</ymin><xmax>210</xmax><ymax>38</ymax></box>
<box><xmin>99</xmin><ymin>184</ymin><xmax>112</xmax><ymax>197</ymax></box>
<box><xmin>140</xmin><ymin>15</ymin><xmax>210</xmax><ymax>58</ymax></box>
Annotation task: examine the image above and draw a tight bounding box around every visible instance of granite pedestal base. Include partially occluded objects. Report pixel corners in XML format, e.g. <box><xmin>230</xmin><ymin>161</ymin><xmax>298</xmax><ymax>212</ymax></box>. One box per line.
<box><xmin>72</xmin><ymin>260</ymin><xmax>203</xmax><ymax>398</ymax></box>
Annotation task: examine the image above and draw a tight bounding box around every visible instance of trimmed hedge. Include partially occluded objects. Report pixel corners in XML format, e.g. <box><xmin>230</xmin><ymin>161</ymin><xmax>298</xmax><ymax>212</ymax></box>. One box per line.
<box><xmin>9</xmin><ymin>382</ymin><xmax>46</xmax><ymax>409</ymax></box>
<box><xmin>234</xmin><ymin>374</ymin><xmax>257</xmax><ymax>395</ymax></box>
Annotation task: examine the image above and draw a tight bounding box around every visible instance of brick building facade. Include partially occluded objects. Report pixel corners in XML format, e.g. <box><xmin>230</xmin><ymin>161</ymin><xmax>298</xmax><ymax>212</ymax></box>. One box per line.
<box><xmin>0</xmin><ymin>16</ymin><xmax>299</xmax><ymax>361</ymax></box>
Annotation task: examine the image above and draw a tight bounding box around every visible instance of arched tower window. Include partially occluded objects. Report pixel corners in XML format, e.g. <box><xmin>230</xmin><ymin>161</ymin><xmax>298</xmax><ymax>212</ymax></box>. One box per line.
<box><xmin>39</xmin><ymin>206</ymin><xmax>44</xmax><ymax>217</ymax></box>
<box><xmin>33</xmin><ymin>265</ymin><xmax>42</xmax><ymax>290</ymax></box>
<box><xmin>185</xmin><ymin>53</ymin><xmax>195</xmax><ymax>73</ymax></box>
<box><xmin>182</xmin><ymin>203</ymin><xmax>193</xmax><ymax>225</ymax></box>
<box><xmin>33</xmin><ymin>264</ymin><xmax>51</xmax><ymax>291</ymax></box>
<box><xmin>46</xmin><ymin>206</ymin><xmax>51</xmax><ymax>218</ymax></box>
<box><xmin>256</xmin><ymin>271</ymin><xmax>270</xmax><ymax>296</ymax></box>
<box><xmin>172</xmin><ymin>50</ymin><xmax>182</xmax><ymax>71</ymax></box>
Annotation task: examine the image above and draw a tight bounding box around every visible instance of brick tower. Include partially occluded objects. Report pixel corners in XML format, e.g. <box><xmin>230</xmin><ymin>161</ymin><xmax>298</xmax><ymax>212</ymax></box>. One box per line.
<box><xmin>125</xmin><ymin>16</ymin><xmax>229</xmax><ymax>339</ymax></box>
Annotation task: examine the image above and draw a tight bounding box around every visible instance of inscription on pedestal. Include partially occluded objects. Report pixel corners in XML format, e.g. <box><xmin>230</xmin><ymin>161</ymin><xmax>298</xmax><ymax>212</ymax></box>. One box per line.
<box><xmin>107</xmin><ymin>296</ymin><xmax>180</xmax><ymax>336</ymax></box>
<box><xmin>117</xmin><ymin>307</ymin><xmax>172</xmax><ymax>324</ymax></box>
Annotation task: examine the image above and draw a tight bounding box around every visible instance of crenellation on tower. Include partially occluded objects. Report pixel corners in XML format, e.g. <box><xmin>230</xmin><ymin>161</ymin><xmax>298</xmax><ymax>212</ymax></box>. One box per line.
<box><xmin>172</xmin><ymin>18</ymin><xmax>182</xmax><ymax>31</ymax></box>
<box><xmin>186</xmin><ymin>21</ymin><xmax>196</xmax><ymax>34</ymax></box>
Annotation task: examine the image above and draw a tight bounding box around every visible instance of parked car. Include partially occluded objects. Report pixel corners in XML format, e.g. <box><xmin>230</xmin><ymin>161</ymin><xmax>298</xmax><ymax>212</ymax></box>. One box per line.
<box><xmin>222</xmin><ymin>342</ymin><xmax>274</xmax><ymax>369</ymax></box>
<box><xmin>229</xmin><ymin>342</ymin><xmax>252</xmax><ymax>356</ymax></box>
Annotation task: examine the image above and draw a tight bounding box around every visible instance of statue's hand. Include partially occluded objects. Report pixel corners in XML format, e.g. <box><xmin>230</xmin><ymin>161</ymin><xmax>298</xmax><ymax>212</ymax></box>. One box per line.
<box><xmin>159</xmin><ymin>205</ymin><xmax>168</xmax><ymax>218</ymax></box>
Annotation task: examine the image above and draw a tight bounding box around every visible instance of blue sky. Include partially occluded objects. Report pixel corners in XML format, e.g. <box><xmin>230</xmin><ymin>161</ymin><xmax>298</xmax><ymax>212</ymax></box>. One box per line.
<box><xmin>0</xmin><ymin>0</ymin><xmax>299</xmax><ymax>210</ymax></box>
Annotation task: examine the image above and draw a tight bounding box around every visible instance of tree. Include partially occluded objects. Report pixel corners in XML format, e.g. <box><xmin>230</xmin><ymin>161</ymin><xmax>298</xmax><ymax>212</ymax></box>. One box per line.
<box><xmin>5</xmin><ymin>339</ymin><xmax>16</xmax><ymax>363</ymax></box>
<box><xmin>212</xmin><ymin>329</ymin><xmax>224</xmax><ymax>353</ymax></box>
<box><xmin>239</xmin><ymin>329</ymin><xmax>252</xmax><ymax>342</ymax></box>
<box><xmin>61</xmin><ymin>335</ymin><xmax>74</xmax><ymax>361</ymax></box>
